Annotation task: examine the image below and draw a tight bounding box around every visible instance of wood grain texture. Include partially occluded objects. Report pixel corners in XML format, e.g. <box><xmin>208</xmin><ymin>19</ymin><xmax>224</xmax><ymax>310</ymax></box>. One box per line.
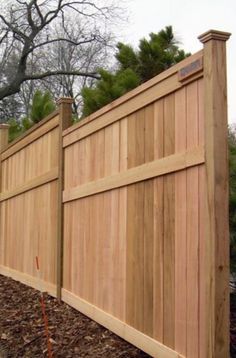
<box><xmin>163</xmin><ymin>94</ymin><xmax>175</xmax><ymax>349</ymax></box>
<box><xmin>0</xmin><ymin>111</ymin><xmax>61</xmax><ymax>298</ymax></box>
<box><xmin>62</xmin><ymin>289</ymin><xmax>184</xmax><ymax>358</ymax></box>
<box><xmin>63</xmin><ymin>67</ymin><xmax>203</xmax><ymax>149</ymax></box>
<box><xmin>153</xmin><ymin>99</ymin><xmax>164</xmax><ymax>342</ymax></box>
<box><xmin>1</xmin><ymin>115</ymin><xmax>59</xmax><ymax>161</ymax></box>
<box><xmin>57</xmin><ymin>98</ymin><xmax>73</xmax><ymax>299</ymax></box>
<box><xmin>199</xmin><ymin>32</ymin><xmax>230</xmax><ymax>358</ymax></box>
<box><xmin>0</xmin><ymin>167</ymin><xmax>58</xmax><ymax>202</ymax></box>
<box><xmin>63</xmin><ymin>147</ymin><xmax>204</xmax><ymax>203</ymax></box>
<box><xmin>174</xmin><ymin>87</ymin><xmax>187</xmax><ymax>355</ymax></box>
<box><xmin>186</xmin><ymin>81</ymin><xmax>199</xmax><ymax>358</ymax></box>
<box><xmin>63</xmin><ymin>51</ymin><xmax>203</xmax><ymax>138</ymax></box>
<box><xmin>0</xmin><ymin>40</ymin><xmax>230</xmax><ymax>358</ymax></box>
<box><xmin>126</xmin><ymin>109</ymin><xmax>145</xmax><ymax>331</ymax></box>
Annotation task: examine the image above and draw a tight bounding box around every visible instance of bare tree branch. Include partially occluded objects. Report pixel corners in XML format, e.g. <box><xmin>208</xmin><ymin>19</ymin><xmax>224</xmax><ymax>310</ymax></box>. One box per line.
<box><xmin>0</xmin><ymin>0</ymin><xmax>121</xmax><ymax>104</ymax></box>
<box><xmin>25</xmin><ymin>70</ymin><xmax>100</xmax><ymax>81</ymax></box>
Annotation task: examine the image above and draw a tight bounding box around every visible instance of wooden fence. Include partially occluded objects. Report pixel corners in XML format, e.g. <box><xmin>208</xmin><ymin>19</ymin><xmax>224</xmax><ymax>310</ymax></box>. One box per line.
<box><xmin>0</xmin><ymin>30</ymin><xmax>231</xmax><ymax>357</ymax></box>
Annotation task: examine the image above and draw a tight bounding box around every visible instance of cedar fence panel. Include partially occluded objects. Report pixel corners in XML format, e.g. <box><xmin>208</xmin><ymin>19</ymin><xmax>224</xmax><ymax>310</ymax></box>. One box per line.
<box><xmin>0</xmin><ymin>30</ymin><xmax>231</xmax><ymax>358</ymax></box>
<box><xmin>0</xmin><ymin>99</ymin><xmax>72</xmax><ymax>296</ymax></box>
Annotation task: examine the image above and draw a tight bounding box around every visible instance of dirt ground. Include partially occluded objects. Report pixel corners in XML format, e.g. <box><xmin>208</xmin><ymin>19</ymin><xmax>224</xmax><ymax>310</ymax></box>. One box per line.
<box><xmin>0</xmin><ymin>275</ymin><xmax>150</xmax><ymax>357</ymax></box>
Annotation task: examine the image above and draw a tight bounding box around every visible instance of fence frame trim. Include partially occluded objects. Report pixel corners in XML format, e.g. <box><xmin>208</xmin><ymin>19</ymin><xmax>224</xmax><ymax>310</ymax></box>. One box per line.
<box><xmin>0</xmin><ymin>167</ymin><xmax>59</xmax><ymax>202</ymax></box>
<box><xmin>62</xmin><ymin>289</ymin><xmax>184</xmax><ymax>358</ymax></box>
<box><xmin>1</xmin><ymin>113</ymin><xmax>59</xmax><ymax>161</ymax></box>
<box><xmin>63</xmin><ymin>146</ymin><xmax>204</xmax><ymax>203</ymax></box>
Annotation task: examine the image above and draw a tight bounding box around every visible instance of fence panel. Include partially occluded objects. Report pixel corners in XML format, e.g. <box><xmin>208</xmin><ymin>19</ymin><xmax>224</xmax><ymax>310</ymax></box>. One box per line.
<box><xmin>0</xmin><ymin>99</ymin><xmax>72</xmax><ymax>296</ymax></box>
<box><xmin>61</xmin><ymin>31</ymin><xmax>230</xmax><ymax>357</ymax></box>
<box><xmin>0</xmin><ymin>30</ymin><xmax>230</xmax><ymax>358</ymax></box>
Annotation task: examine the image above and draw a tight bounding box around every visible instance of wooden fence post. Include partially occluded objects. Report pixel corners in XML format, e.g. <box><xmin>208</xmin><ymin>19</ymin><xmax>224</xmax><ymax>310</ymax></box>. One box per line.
<box><xmin>56</xmin><ymin>98</ymin><xmax>73</xmax><ymax>301</ymax></box>
<box><xmin>0</xmin><ymin>124</ymin><xmax>9</xmax><ymax>191</ymax></box>
<box><xmin>198</xmin><ymin>30</ymin><xmax>231</xmax><ymax>357</ymax></box>
<box><xmin>0</xmin><ymin>124</ymin><xmax>9</xmax><ymax>152</ymax></box>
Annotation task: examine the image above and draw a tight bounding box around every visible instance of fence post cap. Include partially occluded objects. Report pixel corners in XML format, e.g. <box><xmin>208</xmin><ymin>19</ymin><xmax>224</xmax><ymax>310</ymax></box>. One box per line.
<box><xmin>56</xmin><ymin>97</ymin><xmax>74</xmax><ymax>106</ymax></box>
<box><xmin>198</xmin><ymin>29</ymin><xmax>231</xmax><ymax>43</ymax></box>
<box><xmin>0</xmin><ymin>124</ymin><xmax>10</xmax><ymax>129</ymax></box>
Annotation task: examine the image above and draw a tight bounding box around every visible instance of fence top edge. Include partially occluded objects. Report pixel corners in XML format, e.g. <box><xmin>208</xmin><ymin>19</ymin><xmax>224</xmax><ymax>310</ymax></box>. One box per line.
<box><xmin>1</xmin><ymin>109</ymin><xmax>60</xmax><ymax>155</ymax></box>
<box><xmin>62</xmin><ymin>49</ymin><xmax>203</xmax><ymax>138</ymax></box>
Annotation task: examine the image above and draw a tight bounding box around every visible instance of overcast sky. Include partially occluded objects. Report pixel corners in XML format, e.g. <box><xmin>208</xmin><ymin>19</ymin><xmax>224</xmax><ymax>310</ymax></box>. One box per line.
<box><xmin>120</xmin><ymin>0</ymin><xmax>236</xmax><ymax>123</ymax></box>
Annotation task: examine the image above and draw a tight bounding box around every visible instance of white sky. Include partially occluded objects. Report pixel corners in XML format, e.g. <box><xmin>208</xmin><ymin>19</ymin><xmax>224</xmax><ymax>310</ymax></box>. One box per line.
<box><xmin>121</xmin><ymin>0</ymin><xmax>236</xmax><ymax>123</ymax></box>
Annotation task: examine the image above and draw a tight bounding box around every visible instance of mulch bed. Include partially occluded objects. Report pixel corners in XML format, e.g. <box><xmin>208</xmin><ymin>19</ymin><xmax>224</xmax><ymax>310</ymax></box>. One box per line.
<box><xmin>2</xmin><ymin>273</ymin><xmax>235</xmax><ymax>357</ymax></box>
<box><xmin>0</xmin><ymin>275</ymin><xmax>150</xmax><ymax>357</ymax></box>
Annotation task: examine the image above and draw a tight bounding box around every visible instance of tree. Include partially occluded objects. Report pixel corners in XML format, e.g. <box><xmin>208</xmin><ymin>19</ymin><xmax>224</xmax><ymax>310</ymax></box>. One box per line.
<box><xmin>8</xmin><ymin>89</ymin><xmax>56</xmax><ymax>142</ymax></box>
<box><xmin>0</xmin><ymin>0</ymin><xmax>120</xmax><ymax>102</ymax></box>
<box><xmin>82</xmin><ymin>68</ymin><xmax>140</xmax><ymax>117</ymax></box>
<box><xmin>82</xmin><ymin>26</ymin><xmax>190</xmax><ymax>116</ymax></box>
<box><xmin>30</xmin><ymin>90</ymin><xmax>56</xmax><ymax>123</ymax></box>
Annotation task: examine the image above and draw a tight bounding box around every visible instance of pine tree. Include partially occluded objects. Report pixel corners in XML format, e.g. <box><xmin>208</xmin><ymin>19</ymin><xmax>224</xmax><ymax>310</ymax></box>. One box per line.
<box><xmin>81</xmin><ymin>26</ymin><xmax>190</xmax><ymax>116</ymax></box>
<box><xmin>30</xmin><ymin>90</ymin><xmax>56</xmax><ymax>124</ymax></box>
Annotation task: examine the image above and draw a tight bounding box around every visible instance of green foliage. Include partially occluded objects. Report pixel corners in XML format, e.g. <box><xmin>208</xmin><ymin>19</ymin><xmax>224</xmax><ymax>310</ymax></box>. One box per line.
<box><xmin>8</xmin><ymin>90</ymin><xmax>55</xmax><ymax>142</ymax></box>
<box><xmin>81</xmin><ymin>26</ymin><xmax>190</xmax><ymax>116</ymax></box>
<box><xmin>30</xmin><ymin>90</ymin><xmax>56</xmax><ymax>123</ymax></box>
<box><xmin>8</xmin><ymin>117</ymin><xmax>34</xmax><ymax>142</ymax></box>
<box><xmin>229</xmin><ymin>126</ymin><xmax>236</xmax><ymax>274</ymax></box>
<box><xmin>82</xmin><ymin>68</ymin><xmax>140</xmax><ymax>117</ymax></box>
<box><xmin>8</xmin><ymin>118</ymin><xmax>22</xmax><ymax>142</ymax></box>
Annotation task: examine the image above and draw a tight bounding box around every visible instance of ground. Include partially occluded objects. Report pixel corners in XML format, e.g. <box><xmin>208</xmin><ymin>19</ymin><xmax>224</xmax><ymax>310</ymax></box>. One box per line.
<box><xmin>0</xmin><ymin>275</ymin><xmax>150</xmax><ymax>357</ymax></box>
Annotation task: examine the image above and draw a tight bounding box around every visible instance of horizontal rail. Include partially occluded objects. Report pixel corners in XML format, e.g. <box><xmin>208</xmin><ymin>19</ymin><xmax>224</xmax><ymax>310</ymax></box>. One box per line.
<box><xmin>1</xmin><ymin>115</ymin><xmax>59</xmax><ymax>161</ymax></box>
<box><xmin>63</xmin><ymin>146</ymin><xmax>205</xmax><ymax>203</ymax></box>
<box><xmin>0</xmin><ymin>265</ymin><xmax>56</xmax><ymax>298</ymax></box>
<box><xmin>63</xmin><ymin>55</ymin><xmax>203</xmax><ymax>148</ymax></box>
<box><xmin>62</xmin><ymin>289</ymin><xmax>184</xmax><ymax>358</ymax></box>
<box><xmin>0</xmin><ymin>167</ymin><xmax>59</xmax><ymax>202</ymax></box>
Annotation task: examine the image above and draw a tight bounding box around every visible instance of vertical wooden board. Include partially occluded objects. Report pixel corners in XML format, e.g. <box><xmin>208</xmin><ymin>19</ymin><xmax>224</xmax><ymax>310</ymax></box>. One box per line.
<box><xmin>2</xmin><ymin>160</ymin><xmax>5</xmax><ymax>191</ymax></box>
<box><xmin>95</xmin><ymin>129</ymin><xmax>105</xmax><ymax>180</ymax></box>
<box><xmin>110</xmin><ymin>122</ymin><xmax>120</xmax><ymax>316</ymax></box>
<box><xmin>117</xmin><ymin>117</ymin><xmax>128</xmax><ymax>321</ymax></box>
<box><xmin>110</xmin><ymin>188</ymin><xmax>120</xmax><ymax>316</ymax></box>
<box><xmin>84</xmin><ymin>195</ymin><xmax>92</xmax><ymax>303</ymax></box>
<box><xmin>163</xmin><ymin>173</ymin><xmax>175</xmax><ymax>349</ymax></box>
<box><xmin>64</xmin><ymin>145</ymin><xmax>73</xmax><ymax>190</ymax></box>
<box><xmin>153</xmin><ymin>176</ymin><xmax>164</xmax><ymax>342</ymax></box>
<box><xmin>71</xmin><ymin>200</ymin><xmax>80</xmax><ymax>295</ymax></box>
<box><xmin>126</xmin><ymin>108</ymin><xmax>145</xmax><ymax>332</ymax></box>
<box><xmin>153</xmin><ymin>99</ymin><xmax>164</xmax><ymax>342</ymax></box>
<box><xmin>102</xmin><ymin>125</ymin><xmax>113</xmax><ymax>313</ymax></box>
<box><xmin>23</xmin><ymin>190</ymin><xmax>31</xmax><ymax>275</ymax></box>
<box><xmin>174</xmin><ymin>87</ymin><xmax>187</xmax><ymax>355</ymax></box>
<box><xmin>126</xmin><ymin>182</ymin><xmax>144</xmax><ymax>332</ymax></box>
<box><xmin>143</xmin><ymin>179</ymin><xmax>154</xmax><ymax>337</ymax></box>
<box><xmin>186</xmin><ymin>81</ymin><xmax>199</xmax><ymax>358</ymax></box>
<box><xmin>84</xmin><ymin>135</ymin><xmax>91</xmax><ymax>183</ymax></box>
<box><xmin>143</xmin><ymin>104</ymin><xmax>154</xmax><ymax>336</ymax></box>
<box><xmin>49</xmin><ymin>127</ymin><xmax>59</xmax><ymax>169</ymax></box>
<box><xmin>0</xmin><ymin>202</ymin><xmax>5</xmax><ymax>264</ymax></box>
<box><xmin>163</xmin><ymin>94</ymin><xmax>175</xmax><ymax>349</ymax></box>
<box><xmin>198</xmin><ymin>77</ymin><xmax>206</xmax><ymax>358</ymax></box>
<box><xmin>63</xmin><ymin>201</ymin><xmax>72</xmax><ymax>291</ymax></box>
<box><xmin>89</xmin><ymin>132</ymin><xmax>97</xmax><ymax>182</ymax></box>
<box><xmin>49</xmin><ymin>181</ymin><xmax>57</xmax><ymax>284</ymax></box>
<box><xmin>94</xmin><ymin>192</ymin><xmax>103</xmax><ymax>307</ymax></box>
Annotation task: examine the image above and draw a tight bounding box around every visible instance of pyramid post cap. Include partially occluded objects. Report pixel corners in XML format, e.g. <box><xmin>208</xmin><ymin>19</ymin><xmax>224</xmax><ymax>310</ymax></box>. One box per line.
<box><xmin>56</xmin><ymin>97</ymin><xmax>74</xmax><ymax>105</ymax></box>
<box><xmin>0</xmin><ymin>124</ymin><xmax>10</xmax><ymax>129</ymax></box>
<box><xmin>198</xmin><ymin>29</ymin><xmax>231</xmax><ymax>43</ymax></box>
